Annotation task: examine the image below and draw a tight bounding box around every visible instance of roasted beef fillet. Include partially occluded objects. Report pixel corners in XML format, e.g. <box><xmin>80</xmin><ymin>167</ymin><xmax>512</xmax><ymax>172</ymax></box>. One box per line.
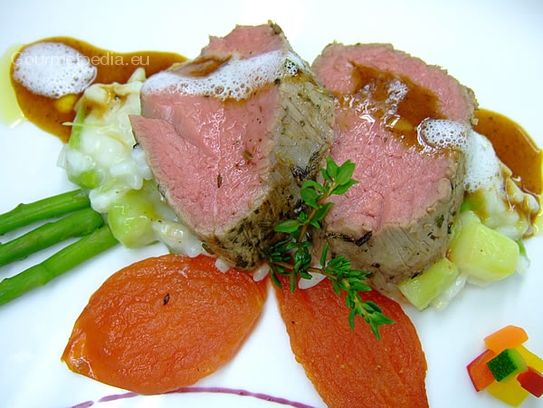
<box><xmin>311</xmin><ymin>43</ymin><xmax>477</xmax><ymax>292</ymax></box>
<box><xmin>130</xmin><ymin>23</ymin><xmax>334</xmax><ymax>269</ymax></box>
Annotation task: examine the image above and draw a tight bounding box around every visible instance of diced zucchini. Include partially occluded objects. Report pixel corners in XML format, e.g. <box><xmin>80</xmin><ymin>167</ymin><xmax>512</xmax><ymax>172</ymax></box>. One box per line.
<box><xmin>398</xmin><ymin>257</ymin><xmax>459</xmax><ymax>310</ymax></box>
<box><xmin>107</xmin><ymin>189</ymin><xmax>158</xmax><ymax>248</ymax></box>
<box><xmin>487</xmin><ymin>348</ymin><xmax>527</xmax><ymax>382</ymax></box>
<box><xmin>69</xmin><ymin>169</ymin><xmax>101</xmax><ymax>190</ymax></box>
<box><xmin>448</xmin><ymin>211</ymin><xmax>519</xmax><ymax>283</ymax></box>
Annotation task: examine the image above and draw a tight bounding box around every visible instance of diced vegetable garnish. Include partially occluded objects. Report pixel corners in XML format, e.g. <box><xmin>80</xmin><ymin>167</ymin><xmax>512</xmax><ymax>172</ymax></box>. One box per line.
<box><xmin>517</xmin><ymin>345</ymin><xmax>543</xmax><ymax>373</ymax></box>
<box><xmin>398</xmin><ymin>257</ymin><xmax>458</xmax><ymax>310</ymax></box>
<box><xmin>487</xmin><ymin>348</ymin><xmax>527</xmax><ymax>382</ymax></box>
<box><xmin>448</xmin><ymin>211</ymin><xmax>519</xmax><ymax>282</ymax></box>
<box><xmin>487</xmin><ymin>376</ymin><xmax>530</xmax><ymax>407</ymax></box>
<box><xmin>484</xmin><ymin>325</ymin><xmax>529</xmax><ymax>353</ymax></box>
<box><xmin>467</xmin><ymin>325</ymin><xmax>543</xmax><ymax>406</ymax></box>
<box><xmin>467</xmin><ymin>349</ymin><xmax>497</xmax><ymax>392</ymax></box>
<box><xmin>517</xmin><ymin>367</ymin><xmax>543</xmax><ymax>398</ymax></box>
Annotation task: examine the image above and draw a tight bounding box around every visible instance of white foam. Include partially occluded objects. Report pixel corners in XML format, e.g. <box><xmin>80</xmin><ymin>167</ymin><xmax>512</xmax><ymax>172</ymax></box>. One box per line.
<box><xmin>463</xmin><ymin>130</ymin><xmax>502</xmax><ymax>192</ymax></box>
<box><xmin>419</xmin><ymin>118</ymin><xmax>502</xmax><ymax>193</ymax></box>
<box><xmin>418</xmin><ymin>119</ymin><xmax>469</xmax><ymax>151</ymax></box>
<box><xmin>143</xmin><ymin>50</ymin><xmax>305</xmax><ymax>101</ymax></box>
<box><xmin>12</xmin><ymin>42</ymin><xmax>96</xmax><ymax>98</ymax></box>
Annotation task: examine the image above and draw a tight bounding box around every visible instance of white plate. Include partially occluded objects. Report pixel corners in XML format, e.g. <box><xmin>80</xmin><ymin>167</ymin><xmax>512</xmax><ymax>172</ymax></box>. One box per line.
<box><xmin>1</xmin><ymin>1</ymin><xmax>542</xmax><ymax>407</ymax></box>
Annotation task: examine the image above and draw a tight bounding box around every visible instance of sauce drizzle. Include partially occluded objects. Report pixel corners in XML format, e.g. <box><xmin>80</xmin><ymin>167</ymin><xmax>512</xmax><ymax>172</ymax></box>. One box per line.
<box><xmin>336</xmin><ymin>64</ymin><xmax>444</xmax><ymax>150</ymax></box>
<box><xmin>69</xmin><ymin>386</ymin><xmax>315</xmax><ymax>408</ymax></box>
<box><xmin>10</xmin><ymin>37</ymin><xmax>186</xmax><ymax>142</ymax></box>
<box><xmin>474</xmin><ymin>108</ymin><xmax>542</xmax><ymax>195</ymax></box>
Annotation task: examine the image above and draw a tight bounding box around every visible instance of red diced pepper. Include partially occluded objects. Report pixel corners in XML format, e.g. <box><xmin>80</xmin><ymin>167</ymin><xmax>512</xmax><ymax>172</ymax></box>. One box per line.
<box><xmin>517</xmin><ymin>366</ymin><xmax>543</xmax><ymax>398</ymax></box>
<box><xmin>467</xmin><ymin>348</ymin><xmax>497</xmax><ymax>391</ymax></box>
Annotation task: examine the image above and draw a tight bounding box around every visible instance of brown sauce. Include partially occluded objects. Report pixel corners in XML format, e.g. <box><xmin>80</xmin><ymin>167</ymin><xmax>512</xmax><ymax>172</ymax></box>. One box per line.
<box><xmin>474</xmin><ymin>108</ymin><xmax>542</xmax><ymax>196</ymax></box>
<box><xmin>10</xmin><ymin>37</ymin><xmax>187</xmax><ymax>142</ymax></box>
<box><xmin>339</xmin><ymin>64</ymin><xmax>444</xmax><ymax>149</ymax></box>
<box><xmin>343</xmin><ymin>64</ymin><xmax>541</xmax><ymax>202</ymax></box>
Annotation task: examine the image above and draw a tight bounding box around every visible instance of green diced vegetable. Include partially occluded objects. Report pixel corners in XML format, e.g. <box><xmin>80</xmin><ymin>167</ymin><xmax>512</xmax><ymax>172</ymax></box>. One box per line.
<box><xmin>70</xmin><ymin>169</ymin><xmax>101</xmax><ymax>190</ymax></box>
<box><xmin>448</xmin><ymin>211</ymin><xmax>519</xmax><ymax>282</ymax></box>
<box><xmin>107</xmin><ymin>188</ymin><xmax>159</xmax><ymax>248</ymax></box>
<box><xmin>398</xmin><ymin>257</ymin><xmax>459</xmax><ymax>310</ymax></box>
<box><xmin>487</xmin><ymin>348</ymin><xmax>528</xmax><ymax>382</ymax></box>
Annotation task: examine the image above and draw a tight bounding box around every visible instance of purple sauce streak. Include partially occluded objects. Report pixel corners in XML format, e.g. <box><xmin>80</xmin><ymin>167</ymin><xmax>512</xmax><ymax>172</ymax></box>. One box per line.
<box><xmin>71</xmin><ymin>386</ymin><xmax>316</xmax><ymax>408</ymax></box>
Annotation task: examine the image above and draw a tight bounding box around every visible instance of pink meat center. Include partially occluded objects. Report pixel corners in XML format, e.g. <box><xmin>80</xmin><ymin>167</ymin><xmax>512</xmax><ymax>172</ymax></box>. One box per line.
<box><xmin>137</xmin><ymin>88</ymin><xmax>278</xmax><ymax>234</ymax></box>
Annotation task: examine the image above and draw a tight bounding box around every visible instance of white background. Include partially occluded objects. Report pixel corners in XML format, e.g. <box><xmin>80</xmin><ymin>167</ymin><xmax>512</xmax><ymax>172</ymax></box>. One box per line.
<box><xmin>0</xmin><ymin>1</ymin><xmax>542</xmax><ymax>407</ymax></box>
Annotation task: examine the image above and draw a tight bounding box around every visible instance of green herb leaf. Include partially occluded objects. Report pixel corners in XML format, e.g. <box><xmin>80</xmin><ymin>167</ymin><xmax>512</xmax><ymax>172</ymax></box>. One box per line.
<box><xmin>263</xmin><ymin>157</ymin><xmax>394</xmax><ymax>338</ymax></box>
<box><xmin>335</xmin><ymin>159</ymin><xmax>356</xmax><ymax>186</ymax></box>
<box><xmin>324</xmin><ymin>156</ymin><xmax>338</xmax><ymax>179</ymax></box>
<box><xmin>300</xmin><ymin>187</ymin><xmax>320</xmax><ymax>209</ymax></box>
<box><xmin>312</xmin><ymin>202</ymin><xmax>333</xmax><ymax>223</ymax></box>
<box><xmin>302</xmin><ymin>179</ymin><xmax>326</xmax><ymax>194</ymax></box>
<box><xmin>332</xmin><ymin>179</ymin><xmax>358</xmax><ymax>195</ymax></box>
<box><xmin>274</xmin><ymin>219</ymin><xmax>301</xmax><ymax>233</ymax></box>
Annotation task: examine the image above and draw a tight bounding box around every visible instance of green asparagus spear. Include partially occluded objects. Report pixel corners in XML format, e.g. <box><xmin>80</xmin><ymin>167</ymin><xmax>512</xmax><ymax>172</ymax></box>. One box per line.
<box><xmin>0</xmin><ymin>207</ymin><xmax>104</xmax><ymax>267</ymax></box>
<box><xmin>0</xmin><ymin>225</ymin><xmax>118</xmax><ymax>306</ymax></box>
<box><xmin>0</xmin><ymin>189</ymin><xmax>90</xmax><ymax>235</ymax></box>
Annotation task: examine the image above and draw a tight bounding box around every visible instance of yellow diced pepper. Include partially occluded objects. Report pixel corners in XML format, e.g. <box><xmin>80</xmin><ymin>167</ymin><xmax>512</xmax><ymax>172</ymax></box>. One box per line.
<box><xmin>487</xmin><ymin>376</ymin><xmax>530</xmax><ymax>407</ymax></box>
<box><xmin>517</xmin><ymin>345</ymin><xmax>543</xmax><ymax>373</ymax></box>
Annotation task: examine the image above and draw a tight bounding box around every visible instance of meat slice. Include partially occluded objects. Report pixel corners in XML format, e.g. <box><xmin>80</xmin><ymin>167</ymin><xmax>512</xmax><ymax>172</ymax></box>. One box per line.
<box><xmin>130</xmin><ymin>23</ymin><xmax>334</xmax><ymax>269</ymax></box>
<box><xmin>311</xmin><ymin>43</ymin><xmax>477</xmax><ymax>292</ymax></box>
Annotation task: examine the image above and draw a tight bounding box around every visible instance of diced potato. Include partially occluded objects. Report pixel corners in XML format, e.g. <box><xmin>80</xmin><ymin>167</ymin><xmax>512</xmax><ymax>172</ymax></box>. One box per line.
<box><xmin>448</xmin><ymin>211</ymin><xmax>519</xmax><ymax>283</ymax></box>
<box><xmin>398</xmin><ymin>257</ymin><xmax>459</xmax><ymax>310</ymax></box>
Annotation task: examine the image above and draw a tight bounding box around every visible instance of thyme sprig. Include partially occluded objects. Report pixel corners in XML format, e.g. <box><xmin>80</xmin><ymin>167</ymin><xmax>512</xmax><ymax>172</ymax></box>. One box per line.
<box><xmin>264</xmin><ymin>157</ymin><xmax>394</xmax><ymax>339</ymax></box>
